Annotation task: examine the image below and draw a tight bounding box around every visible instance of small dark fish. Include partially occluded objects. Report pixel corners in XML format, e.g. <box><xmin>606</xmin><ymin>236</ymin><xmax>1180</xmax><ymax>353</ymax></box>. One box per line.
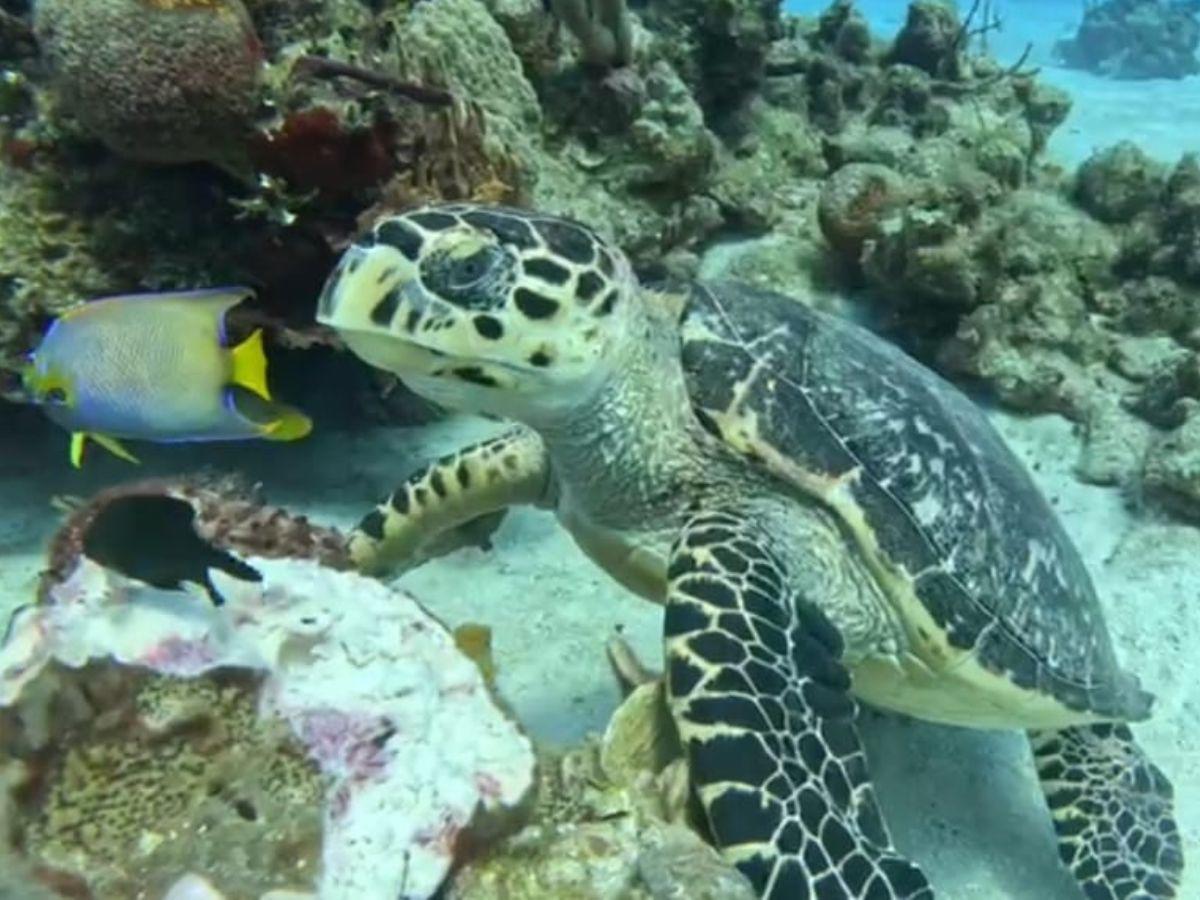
<box><xmin>418</xmin><ymin>508</ymin><xmax>508</xmax><ymax>562</ymax></box>
<box><xmin>82</xmin><ymin>494</ymin><xmax>261</xmax><ymax>607</ymax></box>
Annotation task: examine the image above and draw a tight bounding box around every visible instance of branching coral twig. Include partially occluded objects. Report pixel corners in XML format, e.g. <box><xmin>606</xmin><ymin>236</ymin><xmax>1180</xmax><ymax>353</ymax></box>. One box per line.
<box><xmin>938</xmin><ymin>0</ymin><xmax>1039</xmax><ymax>93</ymax></box>
<box><xmin>549</xmin><ymin>0</ymin><xmax>633</xmax><ymax>69</ymax></box>
<box><xmin>291</xmin><ymin>55</ymin><xmax>454</xmax><ymax>107</ymax></box>
<box><xmin>952</xmin><ymin>0</ymin><xmax>1004</xmax><ymax>57</ymax></box>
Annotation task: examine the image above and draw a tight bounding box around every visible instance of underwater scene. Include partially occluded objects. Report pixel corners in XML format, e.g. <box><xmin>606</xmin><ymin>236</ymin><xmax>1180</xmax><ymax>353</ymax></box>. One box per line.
<box><xmin>0</xmin><ymin>0</ymin><xmax>1197</xmax><ymax>897</ymax></box>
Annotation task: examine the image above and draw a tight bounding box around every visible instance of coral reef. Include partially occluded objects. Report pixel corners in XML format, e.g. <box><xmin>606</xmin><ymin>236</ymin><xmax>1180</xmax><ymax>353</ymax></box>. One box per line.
<box><xmin>638</xmin><ymin>0</ymin><xmax>785</xmax><ymax>124</ymax></box>
<box><xmin>1</xmin><ymin>0</ymin><xmax>1199</xmax><ymax>522</ymax></box>
<box><xmin>0</xmin><ymin>0</ymin><xmax>800</xmax><ymax>390</ymax></box>
<box><xmin>1</xmin><ymin>478</ymin><xmax>536</xmax><ymax>899</ymax></box>
<box><xmin>760</xmin><ymin>0</ymin><xmax>1068</xmax><ymax>317</ymax></box>
<box><xmin>1055</xmin><ymin>0</ymin><xmax>1200</xmax><ymax>80</ymax></box>
<box><xmin>728</xmin><ymin>2</ymin><xmax>1200</xmax><ymax>520</ymax></box>
<box><xmin>8</xmin><ymin>667</ymin><xmax>324</xmax><ymax>900</ymax></box>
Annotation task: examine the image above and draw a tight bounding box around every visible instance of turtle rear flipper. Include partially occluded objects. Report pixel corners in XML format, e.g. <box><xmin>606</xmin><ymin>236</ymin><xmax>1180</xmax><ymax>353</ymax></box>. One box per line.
<box><xmin>1031</xmin><ymin>724</ymin><xmax>1183</xmax><ymax>899</ymax></box>
<box><xmin>665</xmin><ymin>506</ymin><xmax>932</xmax><ymax>899</ymax></box>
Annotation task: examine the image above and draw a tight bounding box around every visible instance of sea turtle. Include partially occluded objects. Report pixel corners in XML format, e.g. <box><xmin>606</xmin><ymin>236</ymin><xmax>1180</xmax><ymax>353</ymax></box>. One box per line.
<box><xmin>315</xmin><ymin>202</ymin><xmax>1183</xmax><ymax>899</ymax></box>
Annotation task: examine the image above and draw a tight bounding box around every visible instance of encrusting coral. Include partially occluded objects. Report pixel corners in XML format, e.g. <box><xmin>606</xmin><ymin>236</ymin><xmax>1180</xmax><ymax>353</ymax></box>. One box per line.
<box><xmin>0</xmin><ymin>477</ymin><xmax>537</xmax><ymax>900</ymax></box>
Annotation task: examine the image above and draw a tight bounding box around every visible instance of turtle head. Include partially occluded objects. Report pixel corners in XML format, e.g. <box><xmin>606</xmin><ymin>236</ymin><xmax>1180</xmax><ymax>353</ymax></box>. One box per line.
<box><xmin>316</xmin><ymin>204</ymin><xmax>639</xmax><ymax>422</ymax></box>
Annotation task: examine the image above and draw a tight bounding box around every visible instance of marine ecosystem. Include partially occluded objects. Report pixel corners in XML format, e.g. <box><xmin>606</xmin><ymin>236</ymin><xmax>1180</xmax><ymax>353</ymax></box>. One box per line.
<box><xmin>0</xmin><ymin>0</ymin><xmax>1196</xmax><ymax>897</ymax></box>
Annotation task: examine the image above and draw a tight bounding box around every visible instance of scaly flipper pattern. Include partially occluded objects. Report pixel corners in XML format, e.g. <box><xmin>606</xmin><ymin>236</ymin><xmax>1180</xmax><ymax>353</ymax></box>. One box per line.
<box><xmin>664</xmin><ymin>507</ymin><xmax>932</xmax><ymax>899</ymax></box>
<box><xmin>1031</xmin><ymin>724</ymin><xmax>1183</xmax><ymax>900</ymax></box>
<box><xmin>350</xmin><ymin>426</ymin><xmax>551</xmax><ymax>575</ymax></box>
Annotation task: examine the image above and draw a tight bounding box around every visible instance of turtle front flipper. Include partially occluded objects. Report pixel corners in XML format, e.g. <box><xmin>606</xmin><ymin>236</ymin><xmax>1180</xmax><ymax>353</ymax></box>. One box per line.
<box><xmin>1031</xmin><ymin>724</ymin><xmax>1183</xmax><ymax>899</ymax></box>
<box><xmin>350</xmin><ymin>426</ymin><xmax>551</xmax><ymax>575</ymax></box>
<box><xmin>664</xmin><ymin>507</ymin><xmax>932</xmax><ymax>899</ymax></box>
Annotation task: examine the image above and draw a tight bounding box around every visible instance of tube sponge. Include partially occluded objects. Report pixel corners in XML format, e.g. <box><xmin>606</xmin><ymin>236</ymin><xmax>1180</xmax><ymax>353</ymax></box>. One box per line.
<box><xmin>550</xmin><ymin>0</ymin><xmax>633</xmax><ymax>68</ymax></box>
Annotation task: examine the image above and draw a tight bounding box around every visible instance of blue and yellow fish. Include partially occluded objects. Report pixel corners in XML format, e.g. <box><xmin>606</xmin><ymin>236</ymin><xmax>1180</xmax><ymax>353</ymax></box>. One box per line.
<box><xmin>21</xmin><ymin>287</ymin><xmax>312</xmax><ymax>467</ymax></box>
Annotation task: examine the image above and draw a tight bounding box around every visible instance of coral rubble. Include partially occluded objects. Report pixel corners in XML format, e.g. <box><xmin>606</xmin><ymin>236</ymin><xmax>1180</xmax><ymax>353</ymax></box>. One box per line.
<box><xmin>447</xmin><ymin>643</ymin><xmax>755</xmax><ymax>900</ymax></box>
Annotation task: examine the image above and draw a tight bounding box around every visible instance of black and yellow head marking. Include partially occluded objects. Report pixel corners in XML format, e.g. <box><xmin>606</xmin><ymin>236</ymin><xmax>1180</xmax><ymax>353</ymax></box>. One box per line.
<box><xmin>315</xmin><ymin>202</ymin><xmax>638</xmax><ymax>414</ymax></box>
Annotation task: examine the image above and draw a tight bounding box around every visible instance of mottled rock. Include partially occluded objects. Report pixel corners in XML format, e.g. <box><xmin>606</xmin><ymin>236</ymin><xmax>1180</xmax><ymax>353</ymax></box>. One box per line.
<box><xmin>1077</xmin><ymin>398</ymin><xmax>1153</xmax><ymax>486</ymax></box>
<box><xmin>818</xmin><ymin>161</ymin><xmax>907</xmax><ymax>260</ymax></box>
<box><xmin>1075</xmin><ymin>141</ymin><xmax>1167</xmax><ymax>224</ymax></box>
<box><xmin>636</xmin><ymin>824</ymin><xmax>757</xmax><ymax>900</ymax></box>
<box><xmin>1126</xmin><ymin>351</ymin><xmax>1200</xmax><ymax>428</ymax></box>
<box><xmin>1144</xmin><ymin>404</ymin><xmax>1200</xmax><ymax>520</ymax></box>
<box><xmin>887</xmin><ymin>0</ymin><xmax>963</xmax><ymax>79</ymax></box>
<box><xmin>1055</xmin><ymin>0</ymin><xmax>1200</xmax><ymax>80</ymax></box>
<box><xmin>1114</xmin><ymin>276</ymin><xmax>1200</xmax><ymax>338</ymax></box>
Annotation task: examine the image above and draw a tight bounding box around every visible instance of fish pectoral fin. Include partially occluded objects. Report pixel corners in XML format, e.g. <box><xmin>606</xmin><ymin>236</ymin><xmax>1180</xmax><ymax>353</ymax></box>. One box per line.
<box><xmin>225</xmin><ymin>385</ymin><xmax>313</xmax><ymax>442</ymax></box>
<box><xmin>229</xmin><ymin>328</ymin><xmax>271</xmax><ymax>400</ymax></box>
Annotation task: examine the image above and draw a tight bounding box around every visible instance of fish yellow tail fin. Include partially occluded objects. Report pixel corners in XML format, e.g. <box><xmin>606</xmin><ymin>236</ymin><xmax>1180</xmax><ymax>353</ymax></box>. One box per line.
<box><xmin>229</xmin><ymin>329</ymin><xmax>271</xmax><ymax>400</ymax></box>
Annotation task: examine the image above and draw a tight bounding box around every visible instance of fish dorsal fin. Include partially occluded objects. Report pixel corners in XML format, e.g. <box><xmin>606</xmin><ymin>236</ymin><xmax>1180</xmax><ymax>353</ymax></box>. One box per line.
<box><xmin>229</xmin><ymin>328</ymin><xmax>271</xmax><ymax>400</ymax></box>
<box><xmin>60</xmin><ymin>286</ymin><xmax>252</xmax><ymax>320</ymax></box>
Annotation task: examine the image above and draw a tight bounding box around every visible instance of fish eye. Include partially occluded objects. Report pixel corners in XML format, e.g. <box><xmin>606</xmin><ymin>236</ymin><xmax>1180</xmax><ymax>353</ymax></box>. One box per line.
<box><xmin>43</xmin><ymin>387</ymin><xmax>67</xmax><ymax>405</ymax></box>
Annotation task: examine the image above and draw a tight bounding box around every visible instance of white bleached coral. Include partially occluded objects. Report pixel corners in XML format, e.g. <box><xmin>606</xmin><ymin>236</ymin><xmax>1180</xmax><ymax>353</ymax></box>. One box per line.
<box><xmin>1</xmin><ymin>553</ymin><xmax>536</xmax><ymax>900</ymax></box>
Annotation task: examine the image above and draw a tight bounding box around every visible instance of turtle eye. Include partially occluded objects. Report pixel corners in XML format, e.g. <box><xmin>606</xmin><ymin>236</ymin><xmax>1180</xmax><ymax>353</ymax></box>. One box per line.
<box><xmin>447</xmin><ymin>246</ymin><xmax>503</xmax><ymax>290</ymax></box>
<box><xmin>423</xmin><ymin>243</ymin><xmax>511</xmax><ymax>311</ymax></box>
<box><xmin>44</xmin><ymin>387</ymin><xmax>68</xmax><ymax>405</ymax></box>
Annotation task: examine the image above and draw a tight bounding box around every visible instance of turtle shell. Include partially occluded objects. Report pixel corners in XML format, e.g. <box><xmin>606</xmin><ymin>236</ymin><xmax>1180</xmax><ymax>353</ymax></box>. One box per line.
<box><xmin>679</xmin><ymin>281</ymin><xmax>1149</xmax><ymax>722</ymax></box>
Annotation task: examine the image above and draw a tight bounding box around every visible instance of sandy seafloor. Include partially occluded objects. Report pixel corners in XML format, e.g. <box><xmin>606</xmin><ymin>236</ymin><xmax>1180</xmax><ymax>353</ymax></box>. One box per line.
<box><xmin>1</xmin><ymin>1</ymin><xmax>1199</xmax><ymax>897</ymax></box>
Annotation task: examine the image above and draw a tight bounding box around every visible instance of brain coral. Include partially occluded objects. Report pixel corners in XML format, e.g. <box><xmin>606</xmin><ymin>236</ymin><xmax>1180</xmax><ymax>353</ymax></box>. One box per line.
<box><xmin>33</xmin><ymin>0</ymin><xmax>263</xmax><ymax>166</ymax></box>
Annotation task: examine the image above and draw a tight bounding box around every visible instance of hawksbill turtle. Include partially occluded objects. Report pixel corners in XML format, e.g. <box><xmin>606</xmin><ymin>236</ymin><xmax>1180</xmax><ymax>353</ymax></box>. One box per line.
<box><xmin>315</xmin><ymin>202</ymin><xmax>1183</xmax><ymax>900</ymax></box>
